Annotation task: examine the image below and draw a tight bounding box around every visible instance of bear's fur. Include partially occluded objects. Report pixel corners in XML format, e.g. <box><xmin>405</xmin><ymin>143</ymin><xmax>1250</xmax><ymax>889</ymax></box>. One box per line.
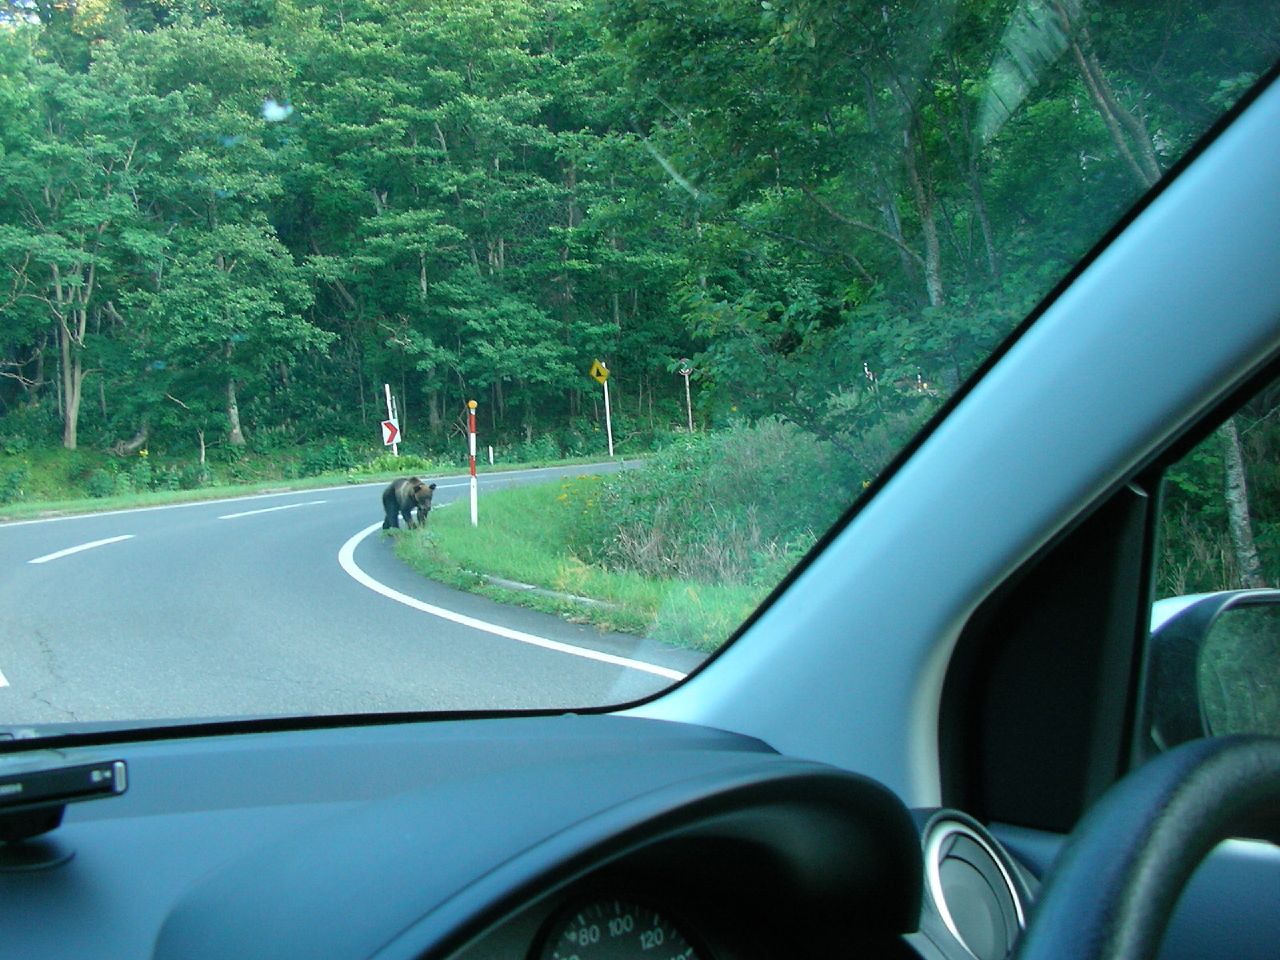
<box><xmin>382</xmin><ymin>477</ymin><xmax>437</xmax><ymax>529</ymax></box>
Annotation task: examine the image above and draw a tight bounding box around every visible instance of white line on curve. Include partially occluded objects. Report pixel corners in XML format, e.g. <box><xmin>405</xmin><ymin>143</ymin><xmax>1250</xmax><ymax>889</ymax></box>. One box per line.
<box><xmin>219</xmin><ymin>500</ymin><xmax>328</xmax><ymax>520</ymax></box>
<box><xmin>28</xmin><ymin>534</ymin><xmax>136</xmax><ymax>565</ymax></box>
<box><xmin>0</xmin><ymin>668</ymin><xmax>8</xmax><ymax>688</ymax></box>
<box><xmin>337</xmin><ymin>522</ymin><xmax>687</xmax><ymax>682</ymax></box>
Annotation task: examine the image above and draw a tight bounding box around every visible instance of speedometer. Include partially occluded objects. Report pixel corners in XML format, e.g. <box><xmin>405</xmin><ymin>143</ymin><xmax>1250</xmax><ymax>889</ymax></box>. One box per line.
<box><xmin>537</xmin><ymin>897</ymin><xmax>704</xmax><ymax>960</ymax></box>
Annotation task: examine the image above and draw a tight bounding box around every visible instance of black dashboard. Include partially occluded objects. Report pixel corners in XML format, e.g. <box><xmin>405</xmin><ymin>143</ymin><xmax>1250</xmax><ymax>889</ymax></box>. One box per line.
<box><xmin>0</xmin><ymin>715</ymin><xmax>1035</xmax><ymax>960</ymax></box>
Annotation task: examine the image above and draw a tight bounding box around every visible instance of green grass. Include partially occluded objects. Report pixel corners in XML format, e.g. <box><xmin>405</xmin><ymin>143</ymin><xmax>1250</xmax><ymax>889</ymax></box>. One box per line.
<box><xmin>0</xmin><ymin>472</ymin><xmax>365</xmax><ymax>521</ymax></box>
<box><xmin>393</xmin><ymin>478</ymin><xmax>770</xmax><ymax>652</ymax></box>
<box><xmin>0</xmin><ymin>444</ymin><xmax>622</xmax><ymax>523</ymax></box>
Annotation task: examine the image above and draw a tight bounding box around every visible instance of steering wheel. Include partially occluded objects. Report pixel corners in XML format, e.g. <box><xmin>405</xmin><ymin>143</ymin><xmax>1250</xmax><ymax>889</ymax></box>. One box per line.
<box><xmin>1012</xmin><ymin>735</ymin><xmax>1280</xmax><ymax>960</ymax></box>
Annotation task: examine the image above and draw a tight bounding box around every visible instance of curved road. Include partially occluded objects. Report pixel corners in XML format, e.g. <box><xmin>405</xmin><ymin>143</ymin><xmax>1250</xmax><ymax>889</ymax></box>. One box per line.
<box><xmin>0</xmin><ymin>464</ymin><xmax>706</xmax><ymax>730</ymax></box>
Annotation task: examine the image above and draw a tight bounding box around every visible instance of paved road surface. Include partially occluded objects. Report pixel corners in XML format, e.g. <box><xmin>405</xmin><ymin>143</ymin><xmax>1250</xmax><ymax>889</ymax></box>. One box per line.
<box><xmin>0</xmin><ymin>464</ymin><xmax>707</xmax><ymax>730</ymax></box>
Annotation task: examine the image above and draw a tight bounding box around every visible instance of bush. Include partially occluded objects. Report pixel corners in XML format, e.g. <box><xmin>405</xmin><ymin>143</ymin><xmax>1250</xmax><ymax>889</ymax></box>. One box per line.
<box><xmin>514</xmin><ymin>435</ymin><xmax>561</xmax><ymax>463</ymax></box>
<box><xmin>572</xmin><ymin>418</ymin><xmax>856</xmax><ymax>585</ymax></box>
<box><xmin>2</xmin><ymin>435</ymin><xmax>30</xmax><ymax>456</ymax></box>
<box><xmin>1</xmin><ymin>466</ymin><xmax>29</xmax><ymax>503</ymax></box>
<box><xmin>558</xmin><ymin>426</ymin><xmax>590</xmax><ymax>457</ymax></box>
<box><xmin>154</xmin><ymin>466</ymin><xmax>181</xmax><ymax>490</ymax></box>
<box><xmin>248</xmin><ymin>424</ymin><xmax>296</xmax><ymax>454</ymax></box>
<box><xmin>299</xmin><ymin>438</ymin><xmax>360</xmax><ymax>476</ymax></box>
<box><xmin>131</xmin><ymin>458</ymin><xmax>153</xmax><ymax>491</ymax></box>
<box><xmin>179</xmin><ymin>463</ymin><xmax>212</xmax><ymax>489</ymax></box>
<box><xmin>358</xmin><ymin>451</ymin><xmax>438</xmax><ymax>476</ymax></box>
<box><xmin>0</xmin><ymin>404</ymin><xmax>59</xmax><ymax>448</ymax></box>
<box><xmin>211</xmin><ymin>444</ymin><xmax>244</xmax><ymax>464</ymax></box>
<box><xmin>87</xmin><ymin>469</ymin><xmax>115</xmax><ymax>498</ymax></box>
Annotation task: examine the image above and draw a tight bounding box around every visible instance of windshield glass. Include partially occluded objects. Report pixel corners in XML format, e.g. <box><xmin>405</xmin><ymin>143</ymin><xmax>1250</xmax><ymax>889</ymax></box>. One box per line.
<box><xmin>1</xmin><ymin>0</ymin><xmax>1277</xmax><ymax>729</ymax></box>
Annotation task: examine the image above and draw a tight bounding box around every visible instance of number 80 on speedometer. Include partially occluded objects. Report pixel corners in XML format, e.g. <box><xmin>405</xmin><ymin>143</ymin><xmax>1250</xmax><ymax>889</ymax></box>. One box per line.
<box><xmin>538</xmin><ymin>898</ymin><xmax>703</xmax><ymax>960</ymax></box>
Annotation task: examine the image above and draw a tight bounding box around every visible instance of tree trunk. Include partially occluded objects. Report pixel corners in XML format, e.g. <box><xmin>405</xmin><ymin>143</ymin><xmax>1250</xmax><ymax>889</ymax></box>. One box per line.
<box><xmin>429</xmin><ymin>389</ymin><xmax>442</xmax><ymax>434</ymax></box>
<box><xmin>1057</xmin><ymin>5</ymin><xmax>1162</xmax><ymax>191</ymax></box>
<box><xmin>226</xmin><ymin>377</ymin><xmax>246</xmax><ymax>446</ymax></box>
<box><xmin>902</xmin><ymin>125</ymin><xmax>945</xmax><ymax>307</ymax></box>
<box><xmin>62</xmin><ymin>370</ymin><xmax>82</xmax><ymax>450</ymax></box>
<box><xmin>1222</xmin><ymin>416</ymin><xmax>1266</xmax><ymax>588</ymax></box>
<box><xmin>32</xmin><ymin>340</ymin><xmax>44</xmax><ymax>399</ymax></box>
<box><xmin>59</xmin><ymin>322</ymin><xmax>83</xmax><ymax>450</ymax></box>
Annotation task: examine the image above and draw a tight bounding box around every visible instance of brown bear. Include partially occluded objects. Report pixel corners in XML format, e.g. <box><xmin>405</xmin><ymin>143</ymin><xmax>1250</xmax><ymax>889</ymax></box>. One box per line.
<box><xmin>381</xmin><ymin>477</ymin><xmax>437</xmax><ymax>529</ymax></box>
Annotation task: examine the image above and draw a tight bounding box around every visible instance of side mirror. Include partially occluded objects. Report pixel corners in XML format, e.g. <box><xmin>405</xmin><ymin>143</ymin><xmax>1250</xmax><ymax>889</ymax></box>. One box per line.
<box><xmin>1142</xmin><ymin>590</ymin><xmax>1280</xmax><ymax>758</ymax></box>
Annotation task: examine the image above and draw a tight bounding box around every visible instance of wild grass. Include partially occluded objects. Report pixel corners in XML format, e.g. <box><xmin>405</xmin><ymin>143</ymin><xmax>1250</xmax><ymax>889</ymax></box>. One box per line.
<box><xmin>393</xmin><ymin>479</ymin><xmax>766</xmax><ymax>652</ymax></box>
<box><xmin>0</xmin><ymin>448</ymin><xmax>620</xmax><ymax>523</ymax></box>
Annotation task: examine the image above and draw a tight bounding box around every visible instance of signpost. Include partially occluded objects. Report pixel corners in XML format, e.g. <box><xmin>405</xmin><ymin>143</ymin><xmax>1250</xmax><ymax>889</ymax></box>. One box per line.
<box><xmin>383</xmin><ymin>383</ymin><xmax>399</xmax><ymax>456</ymax></box>
<box><xmin>678</xmin><ymin>358</ymin><xmax>693</xmax><ymax>432</ymax></box>
<box><xmin>589</xmin><ymin>359</ymin><xmax>614</xmax><ymax>458</ymax></box>
<box><xmin>467</xmin><ymin>400</ymin><xmax>478</xmax><ymax>527</ymax></box>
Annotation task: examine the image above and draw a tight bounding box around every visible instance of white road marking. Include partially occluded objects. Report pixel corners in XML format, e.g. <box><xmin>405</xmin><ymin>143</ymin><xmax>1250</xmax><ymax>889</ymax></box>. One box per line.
<box><xmin>337</xmin><ymin>522</ymin><xmax>687</xmax><ymax>682</ymax></box>
<box><xmin>219</xmin><ymin>500</ymin><xmax>327</xmax><ymax>520</ymax></box>
<box><xmin>0</xmin><ymin>668</ymin><xmax>8</xmax><ymax>688</ymax></box>
<box><xmin>28</xmin><ymin>534</ymin><xmax>136</xmax><ymax>565</ymax></box>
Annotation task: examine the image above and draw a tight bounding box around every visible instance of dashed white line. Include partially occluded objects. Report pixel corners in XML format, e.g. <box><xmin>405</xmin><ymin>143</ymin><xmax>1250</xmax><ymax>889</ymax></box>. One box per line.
<box><xmin>28</xmin><ymin>535</ymin><xmax>136</xmax><ymax>565</ymax></box>
<box><xmin>219</xmin><ymin>500</ymin><xmax>327</xmax><ymax>520</ymax></box>
<box><xmin>337</xmin><ymin>522</ymin><xmax>687</xmax><ymax>682</ymax></box>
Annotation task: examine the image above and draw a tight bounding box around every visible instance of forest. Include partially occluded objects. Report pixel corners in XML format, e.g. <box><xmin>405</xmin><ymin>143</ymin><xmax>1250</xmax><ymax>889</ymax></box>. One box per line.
<box><xmin>1</xmin><ymin>0</ymin><xmax>1277</xmax><ymax>593</ymax></box>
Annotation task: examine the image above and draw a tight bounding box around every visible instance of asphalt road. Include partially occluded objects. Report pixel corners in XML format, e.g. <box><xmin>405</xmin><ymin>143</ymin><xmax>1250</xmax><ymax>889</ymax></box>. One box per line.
<box><xmin>0</xmin><ymin>463</ymin><xmax>707</xmax><ymax>730</ymax></box>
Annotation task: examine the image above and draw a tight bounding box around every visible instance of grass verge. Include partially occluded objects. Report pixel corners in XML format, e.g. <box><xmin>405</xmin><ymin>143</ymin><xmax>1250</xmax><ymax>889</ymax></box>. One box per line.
<box><xmin>0</xmin><ymin>455</ymin><xmax>620</xmax><ymax>523</ymax></box>
<box><xmin>392</xmin><ymin>477</ymin><xmax>770</xmax><ymax>653</ymax></box>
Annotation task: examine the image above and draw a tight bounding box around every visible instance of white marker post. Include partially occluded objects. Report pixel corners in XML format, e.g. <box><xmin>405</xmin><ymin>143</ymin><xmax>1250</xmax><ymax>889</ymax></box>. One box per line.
<box><xmin>678</xmin><ymin>358</ymin><xmax>693</xmax><ymax>431</ymax></box>
<box><xmin>467</xmin><ymin>400</ymin><xmax>478</xmax><ymax>526</ymax></box>
<box><xmin>383</xmin><ymin>383</ymin><xmax>399</xmax><ymax>456</ymax></box>
<box><xmin>603</xmin><ymin>376</ymin><xmax>614</xmax><ymax>458</ymax></box>
<box><xmin>589</xmin><ymin>359</ymin><xmax>614</xmax><ymax>458</ymax></box>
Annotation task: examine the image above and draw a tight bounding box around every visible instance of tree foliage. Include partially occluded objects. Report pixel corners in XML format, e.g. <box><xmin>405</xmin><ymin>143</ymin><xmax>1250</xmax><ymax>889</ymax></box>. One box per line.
<box><xmin>0</xmin><ymin>0</ymin><xmax>1276</xmax><ymax>581</ymax></box>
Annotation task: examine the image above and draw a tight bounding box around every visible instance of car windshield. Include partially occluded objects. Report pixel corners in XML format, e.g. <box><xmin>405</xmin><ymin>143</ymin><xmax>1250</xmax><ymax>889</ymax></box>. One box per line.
<box><xmin>0</xmin><ymin>0</ymin><xmax>1276</xmax><ymax>731</ymax></box>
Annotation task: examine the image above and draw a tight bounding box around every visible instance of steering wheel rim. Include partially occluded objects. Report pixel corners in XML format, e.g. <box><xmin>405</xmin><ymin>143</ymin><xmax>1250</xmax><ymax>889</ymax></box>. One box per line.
<box><xmin>1012</xmin><ymin>735</ymin><xmax>1280</xmax><ymax>960</ymax></box>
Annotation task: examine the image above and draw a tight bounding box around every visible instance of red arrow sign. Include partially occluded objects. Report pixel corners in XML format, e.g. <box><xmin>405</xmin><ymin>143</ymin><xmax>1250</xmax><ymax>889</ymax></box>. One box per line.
<box><xmin>381</xmin><ymin>419</ymin><xmax>400</xmax><ymax>445</ymax></box>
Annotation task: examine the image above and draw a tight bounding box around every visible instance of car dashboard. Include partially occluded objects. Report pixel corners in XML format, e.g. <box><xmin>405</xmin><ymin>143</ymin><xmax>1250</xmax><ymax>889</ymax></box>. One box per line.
<box><xmin>0</xmin><ymin>715</ymin><xmax>1035</xmax><ymax>960</ymax></box>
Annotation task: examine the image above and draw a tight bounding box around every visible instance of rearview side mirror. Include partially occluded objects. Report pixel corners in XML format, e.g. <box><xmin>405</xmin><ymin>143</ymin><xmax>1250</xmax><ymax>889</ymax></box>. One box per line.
<box><xmin>1142</xmin><ymin>590</ymin><xmax>1280</xmax><ymax>758</ymax></box>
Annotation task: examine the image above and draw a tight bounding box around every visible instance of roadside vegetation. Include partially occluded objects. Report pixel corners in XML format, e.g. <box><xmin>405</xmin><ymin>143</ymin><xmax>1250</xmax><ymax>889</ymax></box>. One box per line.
<box><xmin>0</xmin><ymin>435</ymin><xmax>611</xmax><ymax>522</ymax></box>
<box><xmin>396</xmin><ymin>419</ymin><xmax>869</xmax><ymax>651</ymax></box>
<box><xmin>397</xmin><ymin>473</ymin><xmax>767</xmax><ymax>652</ymax></box>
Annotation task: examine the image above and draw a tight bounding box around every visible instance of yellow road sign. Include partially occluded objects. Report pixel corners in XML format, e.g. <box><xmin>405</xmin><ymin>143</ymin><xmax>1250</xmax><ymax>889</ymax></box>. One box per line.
<box><xmin>589</xmin><ymin>359</ymin><xmax>609</xmax><ymax>384</ymax></box>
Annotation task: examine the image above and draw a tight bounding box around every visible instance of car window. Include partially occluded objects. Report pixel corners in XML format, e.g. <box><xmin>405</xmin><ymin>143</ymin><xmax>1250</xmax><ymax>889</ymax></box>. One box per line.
<box><xmin>0</xmin><ymin>1</ymin><xmax>1278</xmax><ymax>730</ymax></box>
<box><xmin>1157</xmin><ymin>383</ymin><xmax>1280</xmax><ymax>599</ymax></box>
<box><xmin>1148</xmin><ymin>375</ymin><xmax>1280</xmax><ymax>748</ymax></box>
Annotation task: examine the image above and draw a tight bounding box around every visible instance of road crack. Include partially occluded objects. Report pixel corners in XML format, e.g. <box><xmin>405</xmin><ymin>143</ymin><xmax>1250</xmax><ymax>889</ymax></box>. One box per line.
<box><xmin>25</xmin><ymin>629</ymin><xmax>81</xmax><ymax>723</ymax></box>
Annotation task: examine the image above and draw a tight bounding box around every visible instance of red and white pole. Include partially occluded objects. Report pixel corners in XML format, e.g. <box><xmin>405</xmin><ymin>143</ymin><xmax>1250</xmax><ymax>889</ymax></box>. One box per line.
<box><xmin>467</xmin><ymin>399</ymin><xmax>478</xmax><ymax>526</ymax></box>
<box><xmin>384</xmin><ymin>382</ymin><xmax>399</xmax><ymax>456</ymax></box>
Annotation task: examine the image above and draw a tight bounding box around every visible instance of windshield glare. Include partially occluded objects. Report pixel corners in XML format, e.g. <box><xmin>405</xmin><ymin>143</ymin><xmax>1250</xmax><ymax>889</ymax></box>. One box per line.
<box><xmin>0</xmin><ymin>0</ymin><xmax>1276</xmax><ymax>730</ymax></box>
